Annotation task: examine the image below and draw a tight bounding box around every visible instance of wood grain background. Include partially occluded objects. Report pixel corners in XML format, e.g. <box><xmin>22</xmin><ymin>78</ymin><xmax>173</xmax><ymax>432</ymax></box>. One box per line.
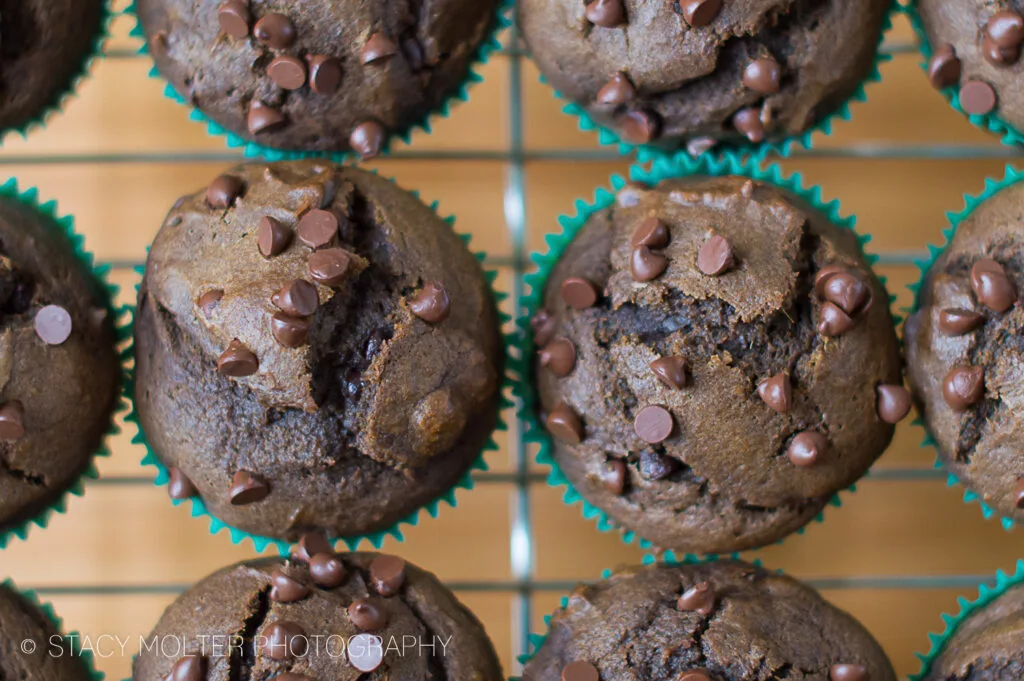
<box><xmin>2</xmin><ymin>4</ymin><xmax>1023</xmax><ymax>680</ymax></box>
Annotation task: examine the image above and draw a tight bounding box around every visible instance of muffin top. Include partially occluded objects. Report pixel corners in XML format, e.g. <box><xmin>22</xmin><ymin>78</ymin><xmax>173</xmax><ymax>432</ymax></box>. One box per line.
<box><xmin>523</xmin><ymin>560</ymin><xmax>896</xmax><ymax>681</ymax></box>
<box><xmin>135</xmin><ymin>0</ymin><xmax>500</xmax><ymax>156</ymax></box>
<box><xmin>904</xmin><ymin>180</ymin><xmax>1024</xmax><ymax>521</ymax></box>
<box><xmin>0</xmin><ymin>195</ymin><xmax>120</xmax><ymax>533</ymax></box>
<box><xmin>0</xmin><ymin>584</ymin><xmax>94</xmax><ymax>681</ymax></box>
<box><xmin>518</xmin><ymin>0</ymin><xmax>890</xmax><ymax>152</ymax></box>
<box><xmin>531</xmin><ymin>175</ymin><xmax>904</xmax><ymax>554</ymax></box>
<box><xmin>133</xmin><ymin>552</ymin><xmax>504</xmax><ymax>681</ymax></box>
<box><xmin>923</xmin><ymin>583</ymin><xmax>1024</xmax><ymax>681</ymax></box>
<box><xmin>0</xmin><ymin>0</ymin><xmax>105</xmax><ymax>132</ymax></box>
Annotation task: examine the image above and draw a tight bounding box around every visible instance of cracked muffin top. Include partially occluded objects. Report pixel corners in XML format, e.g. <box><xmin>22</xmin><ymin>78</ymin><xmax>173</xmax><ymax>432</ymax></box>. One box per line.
<box><xmin>0</xmin><ymin>584</ymin><xmax>94</xmax><ymax>681</ymax></box>
<box><xmin>134</xmin><ymin>161</ymin><xmax>503</xmax><ymax>542</ymax></box>
<box><xmin>134</xmin><ymin>0</ymin><xmax>501</xmax><ymax>157</ymax></box>
<box><xmin>518</xmin><ymin>0</ymin><xmax>891</xmax><ymax>154</ymax></box>
<box><xmin>904</xmin><ymin>180</ymin><xmax>1024</xmax><ymax>523</ymax></box>
<box><xmin>0</xmin><ymin>0</ymin><xmax>105</xmax><ymax>133</ymax></box>
<box><xmin>921</xmin><ymin>582</ymin><xmax>1024</xmax><ymax>681</ymax></box>
<box><xmin>529</xmin><ymin>175</ymin><xmax>905</xmax><ymax>554</ymax></box>
<box><xmin>522</xmin><ymin>560</ymin><xmax>896</xmax><ymax>681</ymax></box>
<box><xmin>132</xmin><ymin>552</ymin><xmax>504</xmax><ymax>681</ymax></box>
<box><xmin>0</xmin><ymin>194</ymin><xmax>121</xmax><ymax>537</ymax></box>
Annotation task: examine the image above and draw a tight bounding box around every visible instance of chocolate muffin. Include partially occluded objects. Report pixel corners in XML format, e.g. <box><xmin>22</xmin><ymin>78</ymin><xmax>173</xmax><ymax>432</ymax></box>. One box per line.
<box><xmin>134</xmin><ymin>0</ymin><xmax>501</xmax><ymax>158</ymax></box>
<box><xmin>921</xmin><ymin>583</ymin><xmax>1024</xmax><ymax>681</ymax></box>
<box><xmin>134</xmin><ymin>161</ymin><xmax>503</xmax><ymax>542</ymax></box>
<box><xmin>916</xmin><ymin>1</ymin><xmax>1024</xmax><ymax>130</ymax></box>
<box><xmin>0</xmin><ymin>193</ymin><xmax>121</xmax><ymax>540</ymax></box>
<box><xmin>523</xmin><ymin>560</ymin><xmax>896</xmax><ymax>681</ymax></box>
<box><xmin>0</xmin><ymin>0</ymin><xmax>105</xmax><ymax>134</ymax></box>
<box><xmin>904</xmin><ymin>181</ymin><xmax>1024</xmax><ymax>523</ymax></box>
<box><xmin>0</xmin><ymin>583</ymin><xmax>94</xmax><ymax>681</ymax></box>
<box><xmin>132</xmin><ymin>552</ymin><xmax>504</xmax><ymax>681</ymax></box>
<box><xmin>518</xmin><ymin>0</ymin><xmax>891</xmax><ymax>154</ymax></box>
<box><xmin>529</xmin><ymin>175</ymin><xmax>906</xmax><ymax>554</ymax></box>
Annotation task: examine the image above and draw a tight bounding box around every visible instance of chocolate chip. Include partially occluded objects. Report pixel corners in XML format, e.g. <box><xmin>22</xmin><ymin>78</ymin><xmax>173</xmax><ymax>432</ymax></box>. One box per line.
<box><xmin>229</xmin><ymin>470</ymin><xmax>269</xmax><ymax>505</ymax></box>
<box><xmin>253</xmin><ymin>13</ymin><xmax>296</xmax><ymax>49</ymax></box>
<box><xmin>370</xmin><ymin>554</ymin><xmax>407</xmax><ymax>596</ymax></box>
<box><xmin>309</xmin><ymin>553</ymin><xmax>346</xmax><ymax>588</ymax></box>
<box><xmin>197</xmin><ymin>289</ymin><xmax>224</xmax><ymax>318</ymax></box>
<box><xmin>257</xmin><ymin>216</ymin><xmax>291</xmax><ymax>257</ymax></box>
<box><xmin>943</xmin><ymin>365</ymin><xmax>985</xmax><ymax>410</ymax></box>
<box><xmin>170</xmin><ymin>655</ymin><xmax>206</xmax><ymax>681</ymax></box>
<box><xmin>960</xmin><ymin>80</ymin><xmax>997</xmax><ymax>115</ymax></box>
<box><xmin>678</xmin><ymin>672</ymin><xmax>711</xmax><ymax>681</ymax></box>
<box><xmin>677</xmin><ymin>582</ymin><xmax>715</xmax><ymax>615</ymax></box>
<box><xmin>0</xmin><ymin>401</ymin><xmax>25</xmax><ymax>441</ymax></box>
<box><xmin>168</xmin><ymin>467</ymin><xmax>198</xmax><ymax>500</ymax></box>
<box><xmin>350</xmin><ymin>121</ymin><xmax>386</xmax><ymax>159</ymax></box>
<box><xmin>928</xmin><ymin>44</ymin><xmax>961</xmax><ymax>89</ymax></box>
<box><xmin>619</xmin><ymin>110</ymin><xmax>660</xmax><ymax>144</ymax></box>
<box><xmin>733</xmin><ymin>106</ymin><xmax>765</xmax><ymax>143</ymax></box>
<box><xmin>876</xmin><ymin>384</ymin><xmax>911</xmax><ymax>424</ymax></box>
<box><xmin>817</xmin><ymin>302</ymin><xmax>855</xmax><ymax>337</ymax></box>
<box><xmin>686</xmin><ymin>136</ymin><xmax>718</xmax><ymax>157</ymax></box>
<box><xmin>585</xmin><ymin>0</ymin><xmax>625</xmax><ymax>27</ymax></box>
<box><xmin>697</xmin><ymin>235</ymin><xmax>734</xmax><ymax>276</ymax></box>
<box><xmin>402</xmin><ymin>37</ymin><xmax>426</xmax><ymax>71</ymax></box>
<box><xmin>546</xmin><ymin>402</ymin><xmax>584</xmax><ymax>444</ymax></box>
<box><xmin>596</xmin><ymin>72</ymin><xmax>635</xmax><ymax>105</ymax></box>
<box><xmin>639</xmin><ymin>450</ymin><xmax>679</xmax><ymax>480</ymax></box>
<box><xmin>787</xmin><ymin>431</ymin><xmax>827</xmax><ymax>467</ymax></box>
<box><xmin>630</xmin><ymin>247</ymin><xmax>668</xmax><ymax>282</ymax></box>
<box><xmin>982</xmin><ymin>35</ymin><xmax>1019</xmax><ymax>67</ymax></box>
<box><xmin>308</xmin><ymin>55</ymin><xmax>342</xmax><ymax>95</ymax></box>
<box><xmin>273</xmin><ymin>279</ymin><xmax>319</xmax><ymax>317</ymax></box>
<box><xmin>268</xmin><ymin>55</ymin><xmax>306</xmax><ymax>90</ymax></box>
<box><xmin>297</xmin><ymin>209</ymin><xmax>339</xmax><ymax>249</ymax></box>
<box><xmin>1015</xmin><ymin>479</ymin><xmax>1024</xmax><ymax>510</ymax></box>
<box><xmin>757</xmin><ymin>373</ymin><xmax>792</xmax><ymax>414</ymax></box>
<box><xmin>600</xmin><ymin>459</ymin><xmax>626</xmax><ymax>494</ymax></box>
<box><xmin>814</xmin><ymin>264</ymin><xmax>846</xmax><ymax>297</ymax></box>
<box><xmin>248</xmin><ymin>101</ymin><xmax>286</xmax><ymax>135</ymax></box>
<box><xmin>217</xmin><ymin>0</ymin><xmax>250</xmax><ymax>39</ymax></box>
<box><xmin>263</xmin><ymin>621</ymin><xmax>306</xmax><ymax>660</ymax></box>
<box><xmin>206</xmin><ymin>174</ymin><xmax>244</xmax><ymax>208</ymax></box>
<box><xmin>560</xmin><ymin>277</ymin><xmax>599</xmax><ymax>309</ymax></box>
<box><xmin>987</xmin><ymin>11</ymin><xmax>1024</xmax><ymax>48</ymax></box>
<box><xmin>971</xmin><ymin>258</ymin><xmax>1017</xmax><ymax>312</ymax></box>
<box><xmin>347</xmin><ymin>634</ymin><xmax>384</xmax><ymax>673</ymax></box>
<box><xmin>270</xmin><ymin>570</ymin><xmax>310</xmax><ymax>603</ymax></box>
<box><xmin>681</xmin><ymin>0</ymin><xmax>722</xmax><ymax>27</ymax></box>
<box><xmin>743</xmin><ymin>57</ymin><xmax>781</xmax><ymax>94</ymax></box>
<box><xmin>409</xmin><ymin>282</ymin><xmax>451</xmax><ymax>323</ymax></box>
<box><xmin>634</xmin><ymin>405</ymin><xmax>674</xmax><ymax>444</ymax></box>
<box><xmin>829</xmin><ymin>664</ymin><xmax>869</xmax><ymax>681</ymax></box>
<box><xmin>34</xmin><ymin>305</ymin><xmax>72</xmax><ymax>345</ymax></box>
<box><xmin>362</xmin><ymin>33</ymin><xmax>398</xmax><ymax>64</ymax></box>
<box><xmin>531</xmin><ymin>310</ymin><xmax>557</xmax><ymax>347</ymax></box>
<box><xmin>271</xmin><ymin>313</ymin><xmax>311</xmax><ymax>348</ymax></box>
<box><xmin>561</xmin><ymin>661</ymin><xmax>599</xmax><ymax>681</ymax></box>
<box><xmin>217</xmin><ymin>340</ymin><xmax>259</xmax><ymax>376</ymax></box>
<box><xmin>308</xmin><ymin>248</ymin><xmax>352</xmax><ymax>286</ymax></box>
<box><xmin>348</xmin><ymin>598</ymin><xmax>388</xmax><ymax>631</ymax></box>
<box><xmin>539</xmin><ymin>337</ymin><xmax>576</xmax><ymax>377</ymax></box>
<box><xmin>823</xmin><ymin>271</ymin><xmax>871</xmax><ymax>316</ymax></box>
<box><xmin>292</xmin><ymin>531</ymin><xmax>333</xmax><ymax>563</ymax></box>
<box><xmin>938</xmin><ymin>307</ymin><xmax>984</xmax><ymax>335</ymax></box>
<box><xmin>631</xmin><ymin>216</ymin><xmax>670</xmax><ymax>248</ymax></box>
<box><xmin>650</xmin><ymin>356</ymin><xmax>687</xmax><ymax>389</ymax></box>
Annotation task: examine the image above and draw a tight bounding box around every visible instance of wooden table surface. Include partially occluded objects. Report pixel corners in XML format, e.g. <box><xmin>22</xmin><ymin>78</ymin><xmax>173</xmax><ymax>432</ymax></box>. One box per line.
<box><xmin>3</xmin><ymin>4</ymin><xmax>1023</xmax><ymax>680</ymax></box>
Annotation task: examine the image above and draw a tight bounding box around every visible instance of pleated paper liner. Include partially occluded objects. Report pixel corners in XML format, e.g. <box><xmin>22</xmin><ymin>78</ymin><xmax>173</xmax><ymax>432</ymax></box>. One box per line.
<box><xmin>125</xmin><ymin>0</ymin><xmax>512</xmax><ymax>162</ymax></box>
<box><xmin>0</xmin><ymin>178</ymin><xmax>129</xmax><ymax>549</ymax></box>
<box><xmin>907</xmin><ymin>164</ymin><xmax>1024</xmax><ymax>531</ymax></box>
<box><xmin>514</xmin><ymin>153</ymin><xmax>902</xmax><ymax>561</ymax></box>
<box><xmin>124</xmin><ymin>169</ymin><xmax>513</xmax><ymax>554</ymax></box>
<box><xmin>530</xmin><ymin>0</ymin><xmax>898</xmax><ymax>164</ymax></box>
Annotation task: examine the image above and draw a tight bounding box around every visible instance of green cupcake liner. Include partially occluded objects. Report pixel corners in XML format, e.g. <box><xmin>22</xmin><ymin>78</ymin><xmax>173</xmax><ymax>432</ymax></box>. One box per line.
<box><xmin>124</xmin><ymin>169</ymin><xmax>514</xmax><ymax>555</ymax></box>
<box><xmin>907</xmin><ymin>164</ymin><xmax>1024</xmax><ymax>532</ymax></box>
<box><xmin>513</xmin><ymin>153</ymin><xmax>901</xmax><ymax>560</ymax></box>
<box><xmin>0</xmin><ymin>1</ymin><xmax>112</xmax><ymax>146</ymax></box>
<box><xmin>0</xmin><ymin>578</ymin><xmax>106</xmax><ymax>681</ymax></box>
<box><xmin>905</xmin><ymin>2</ymin><xmax>1024</xmax><ymax>148</ymax></box>
<box><xmin>124</xmin><ymin>0</ymin><xmax>511</xmax><ymax>162</ymax></box>
<box><xmin>0</xmin><ymin>178</ymin><xmax>130</xmax><ymax>550</ymax></box>
<box><xmin>911</xmin><ymin>559</ymin><xmax>1024</xmax><ymax>680</ymax></box>
<box><xmin>531</xmin><ymin>0</ymin><xmax>897</xmax><ymax>164</ymax></box>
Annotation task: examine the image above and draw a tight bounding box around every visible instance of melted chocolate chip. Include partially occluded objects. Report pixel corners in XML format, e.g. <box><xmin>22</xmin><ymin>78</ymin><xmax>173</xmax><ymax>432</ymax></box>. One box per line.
<box><xmin>253</xmin><ymin>13</ymin><xmax>296</xmax><ymax>49</ymax></box>
<box><xmin>560</xmin><ymin>277</ymin><xmax>599</xmax><ymax>309</ymax></box>
<box><xmin>539</xmin><ymin>337</ymin><xmax>576</xmax><ymax>377</ymax></box>
<box><xmin>308</xmin><ymin>248</ymin><xmax>352</xmax><ymax>286</ymax></box>
<box><xmin>217</xmin><ymin>1</ymin><xmax>250</xmax><ymax>39</ymax></box>
<box><xmin>170</xmin><ymin>655</ymin><xmax>206</xmax><ymax>681</ymax></box>
<box><xmin>677</xmin><ymin>582</ymin><xmax>716</xmax><ymax>615</ymax></box>
<box><xmin>292</xmin><ymin>531</ymin><xmax>333</xmax><ymax>563</ymax></box>
<box><xmin>206</xmin><ymin>174</ymin><xmax>245</xmax><ymax>208</ymax></box>
<box><xmin>987</xmin><ymin>11</ymin><xmax>1024</xmax><ymax>49</ymax></box>
<box><xmin>268</xmin><ymin>55</ymin><xmax>307</xmax><ymax>90</ymax></box>
<box><xmin>546</xmin><ymin>402</ymin><xmax>584</xmax><ymax>444</ymax></box>
<box><xmin>743</xmin><ymin>57</ymin><xmax>781</xmax><ymax>94</ymax></box>
<box><xmin>34</xmin><ymin>305</ymin><xmax>72</xmax><ymax>345</ymax></box>
<box><xmin>409</xmin><ymin>282</ymin><xmax>451</xmax><ymax>323</ymax></box>
<box><xmin>960</xmin><ymin>80</ymin><xmax>997</xmax><ymax>116</ymax></box>
<box><xmin>942</xmin><ymin>365</ymin><xmax>985</xmax><ymax>410</ymax></box>
<box><xmin>596</xmin><ymin>72</ymin><xmax>635</xmax><ymax>105</ymax></box>
<box><xmin>817</xmin><ymin>302</ymin><xmax>855</xmax><ymax>337</ymax></box>
<box><xmin>271</xmin><ymin>313</ymin><xmax>311</xmax><ymax>348</ymax></box>
<box><xmin>619</xmin><ymin>110</ymin><xmax>660</xmax><ymax>144</ymax></box>
<box><xmin>787</xmin><ymin>431</ymin><xmax>827</xmax><ymax>467</ymax></box>
<box><xmin>370</xmin><ymin>554</ymin><xmax>406</xmax><ymax>596</ymax></box>
<box><xmin>297</xmin><ymin>209</ymin><xmax>339</xmax><ymax>249</ymax></box>
<box><xmin>757</xmin><ymin>374</ymin><xmax>792</xmax><ymax>414</ymax></box>
<box><xmin>0</xmin><ymin>401</ymin><xmax>27</xmax><ymax>441</ymax></box>
<box><xmin>634</xmin><ymin>405</ymin><xmax>674</xmax><ymax>444</ymax></box>
<box><xmin>681</xmin><ymin>0</ymin><xmax>722</xmax><ymax>27</ymax></box>
<box><xmin>270</xmin><ymin>570</ymin><xmax>310</xmax><ymax>603</ymax></box>
<box><xmin>823</xmin><ymin>271</ymin><xmax>870</xmax><ymax>316</ymax></box>
<box><xmin>928</xmin><ymin>44</ymin><xmax>961</xmax><ymax>89</ymax></box>
<box><xmin>938</xmin><ymin>307</ymin><xmax>984</xmax><ymax>335</ymax></box>
<box><xmin>258</xmin><ymin>216</ymin><xmax>291</xmax><ymax>257</ymax></box>
<box><xmin>248</xmin><ymin>101</ymin><xmax>286</xmax><ymax>135</ymax></box>
<box><xmin>308</xmin><ymin>56</ymin><xmax>342</xmax><ymax>95</ymax></box>
<box><xmin>531</xmin><ymin>310</ymin><xmax>557</xmax><ymax>347</ymax></box>
<box><xmin>584</xmin><ymin>0</ymin><xmax>625</xmax><ymax>27</ymax></box>
<box><xmin>561</xmin><ymin>661</ymin><xmax>599</xmax><ymax>681</ymax></box>
<box><xmin>600</xmin><ymin>459</ymin><xmax>626</xmax><ymax>494</ymax></box>
<box><xmin>348</xmin><ymin>598</ymin><xmax>388</xmax><ymax>631</ymax></box>
<box><xmin>217</xmin><ymin>340</ymin><xmax>259</xmax><ymax>376</ymax></box>
<box><xmin>829</xmin><ymin>664</ymin><xmax>869</xmax><ymax>681</ymax></box>
<box><xmin>263</xmin><ymin>621</ymin><xmax>306</xmax><ymax>660</ymax></box>
<box><xmin>639</xmin><ymin>450</ymin><xmax>679</xmax><ymax>481</ymax></box>
<box><xmin>650</xmin><ymin>356</ymin><xmax>687</xmax><ymax>389</ymax></box>
<box><xmin>228</xmin><ymin>470</ymin><xmax>269</xmax><ymax>505</ymax></box>
<box><xmin>273</xmin><ymin>279</ymin><xmax>319</xmax><ymax>317</ymax></box>
<box><xmin>168</xmin><ymin>467</ymin><xmax>198</xmax><ymax>500</ymax></box>
<box><xmin>631</xmin><ymin>246</ymin><xmax>668</xmax><ymax>282</ymax></box>
<box><xmin>733</xmin><ymin>107</ymin><xmax>765</xmax><ymax>143</ymax></box>
<box><xmin>970</xmin><ymin>258</ymin><xmax>1017</xmax><ymax>312</ymax></box>
<box><xmin>362</xmin><ymin>33</ymin><xmax>398</xmax><ymax>64</ymax></box>
<box><xmin>350</xmin><ymin>121</ymin><xmax>386</xmax><ymax>159</ymax></box>
<box><xmin>876</xmin><ymin>384</ymin><xmax>911</xmax><ymax>424</ymax></box>
<box><xmin>631</xmin><ymin>216</ymin><xmax>670</xmax><ymax>248</ymax></box>
<box><xmin>309</xmin><ymin>553</ymin><xmax>346</xmax><ymax>588</ymax></box>
<box><xmin>697</xmin><ymin>235</ymin><xmax>734</xmax><ymax>276</ymax></box>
